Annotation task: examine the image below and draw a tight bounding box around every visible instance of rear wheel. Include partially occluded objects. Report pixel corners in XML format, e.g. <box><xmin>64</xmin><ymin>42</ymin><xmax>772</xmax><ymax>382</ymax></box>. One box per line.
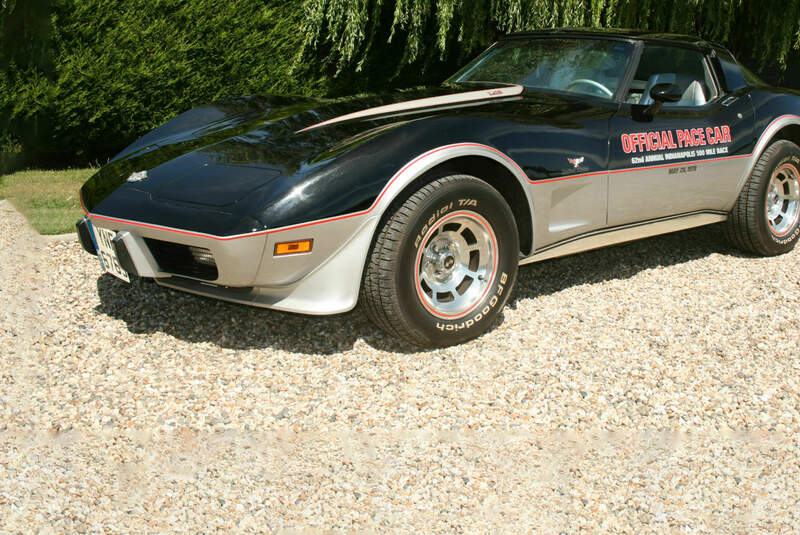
<box><xmin>362</xmin><ymin>175</ymin><xmax>519</xmax><ymax>347</ymax></box>
<box><xmin>727</xmin><ymin>140</ymin><xmax>800</xmax><ymax>255</ymax></box>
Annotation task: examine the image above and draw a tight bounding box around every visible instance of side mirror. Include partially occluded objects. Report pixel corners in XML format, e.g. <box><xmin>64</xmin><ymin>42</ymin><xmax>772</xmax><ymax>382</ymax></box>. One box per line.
<box><xmin>649</xmin><ymin>83</ymin><xmax>683</xmax><ymax>103</ymax></box>
<box><xmin>645</xmin><ymin>83</ymin><xmax>683</xmax><ymax>116</ymax></box>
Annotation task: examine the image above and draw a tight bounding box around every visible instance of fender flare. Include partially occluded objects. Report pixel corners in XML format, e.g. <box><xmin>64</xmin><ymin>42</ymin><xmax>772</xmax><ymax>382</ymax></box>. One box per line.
<box><xmin>369</xmin><ymin>143</ymin><xmax>535</xmax><ymax>254</ymax></box>
<box><xmin>733</xmin><ymin>114</ymin><xmax>800</xmax><ymax>201</ymax></box>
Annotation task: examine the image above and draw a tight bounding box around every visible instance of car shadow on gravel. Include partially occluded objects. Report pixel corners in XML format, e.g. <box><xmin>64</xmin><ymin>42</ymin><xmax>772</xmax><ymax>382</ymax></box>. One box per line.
<box><xmin>95</xmin><ymin>224</ymin><xmax>748</xmax><ymax>354</ymax></box>
<box><xmin>94</xmin><ymin>276</ymin><xmax>401</xmax><ymax>355</ymax></box>
<box><xmin>512</xmin><ymin>224</ymin><xmax>749</xmax><ymax>303</ymax></box>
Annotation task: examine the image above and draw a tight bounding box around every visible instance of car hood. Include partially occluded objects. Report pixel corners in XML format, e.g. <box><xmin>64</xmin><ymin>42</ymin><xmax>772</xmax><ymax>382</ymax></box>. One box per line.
<box><xmin>81</xmin><ymin>85</ymin><xmax>524</xmax><ymax>213</ymax></box>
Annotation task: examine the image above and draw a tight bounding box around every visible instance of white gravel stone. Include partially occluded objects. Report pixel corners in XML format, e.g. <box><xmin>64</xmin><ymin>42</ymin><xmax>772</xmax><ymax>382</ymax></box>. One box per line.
<box><xmin>1</xmin><ymin>200</ymin><xmax>799</xmax><ymax>533</ymax></box>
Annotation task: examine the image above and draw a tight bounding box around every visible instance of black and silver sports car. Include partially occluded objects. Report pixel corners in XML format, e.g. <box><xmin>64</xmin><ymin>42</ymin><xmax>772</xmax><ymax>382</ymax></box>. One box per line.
<box><xmin>77</xmin><ymin>29</ymin><xmax>800</xmax><ymax>346</ymax></box>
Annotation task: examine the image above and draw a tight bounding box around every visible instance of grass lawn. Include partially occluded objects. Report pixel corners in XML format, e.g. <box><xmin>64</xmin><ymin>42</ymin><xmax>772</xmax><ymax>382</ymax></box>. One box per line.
<box><xmin>0</xmin><ymin>168</ymin><xmax>94</xmax><ymax>235</ymax></box>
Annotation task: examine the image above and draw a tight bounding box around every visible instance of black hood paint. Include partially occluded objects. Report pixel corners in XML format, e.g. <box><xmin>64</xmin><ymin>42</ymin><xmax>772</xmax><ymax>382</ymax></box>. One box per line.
<box><xmin>82</xmin><ymin>85</ymin><xmax>617</xmax><ymax>236</ymax></box>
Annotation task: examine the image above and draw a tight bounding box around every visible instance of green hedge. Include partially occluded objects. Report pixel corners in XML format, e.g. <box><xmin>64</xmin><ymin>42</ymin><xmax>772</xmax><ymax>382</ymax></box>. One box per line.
<box><xmin>0</xmin><ymin>0</ymin><xmax>332</xmax><ymax>170</ymax></box>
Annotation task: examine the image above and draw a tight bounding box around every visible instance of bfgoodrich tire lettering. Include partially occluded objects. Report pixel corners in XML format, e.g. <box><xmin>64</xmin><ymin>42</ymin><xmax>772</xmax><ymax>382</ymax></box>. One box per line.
<box><xmin>726</xmin><ymin>140</ymin><xmax>800</xmax><ymax>256</ymax></box>
<box><xmin>361</xmin><ymin>174</ymin><xmax>519</xmax><ymax>347</ymax></box>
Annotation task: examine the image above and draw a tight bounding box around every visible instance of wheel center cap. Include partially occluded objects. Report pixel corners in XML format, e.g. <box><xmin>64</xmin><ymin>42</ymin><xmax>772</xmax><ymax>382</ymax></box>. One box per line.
<box><xmin>423</xmin><ymin>240</ymin><xmax>459</xmax><ymax>282</ymax></box>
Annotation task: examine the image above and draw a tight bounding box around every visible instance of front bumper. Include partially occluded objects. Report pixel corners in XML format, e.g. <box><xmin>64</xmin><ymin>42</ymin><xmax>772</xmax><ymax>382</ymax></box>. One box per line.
<box><xmin>79</xmin><ymin>213</ymin><xmax>380</xmax><ymax>315</ymax></box>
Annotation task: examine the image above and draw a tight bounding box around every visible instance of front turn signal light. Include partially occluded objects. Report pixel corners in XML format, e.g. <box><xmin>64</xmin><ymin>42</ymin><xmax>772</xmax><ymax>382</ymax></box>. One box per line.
<box><xmin>274</xmin><ymin>239</ymin><xmax>313</xmax><ymax>256</ymax></box>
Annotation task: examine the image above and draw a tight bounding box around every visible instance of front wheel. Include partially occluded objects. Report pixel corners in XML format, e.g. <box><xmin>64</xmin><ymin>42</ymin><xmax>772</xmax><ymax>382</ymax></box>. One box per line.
<box><xmin>361</xmin><ymin>175</ymin><xmax>519</xmax><ymax>347</ymax></box>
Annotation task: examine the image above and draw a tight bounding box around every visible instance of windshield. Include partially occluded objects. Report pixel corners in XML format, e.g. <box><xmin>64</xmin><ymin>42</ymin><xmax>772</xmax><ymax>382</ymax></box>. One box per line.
<box><xmin>449</xmin><ymin>38</ymin><xmax>634</xmax><ymax>100</ymax></box>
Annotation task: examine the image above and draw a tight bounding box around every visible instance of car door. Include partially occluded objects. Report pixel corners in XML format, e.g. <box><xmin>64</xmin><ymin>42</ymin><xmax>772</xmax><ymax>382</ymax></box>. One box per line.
<box><xmin>607</xmin><ymin>43</ymin><xmax>755</xmax><ymax>227</ymax></box>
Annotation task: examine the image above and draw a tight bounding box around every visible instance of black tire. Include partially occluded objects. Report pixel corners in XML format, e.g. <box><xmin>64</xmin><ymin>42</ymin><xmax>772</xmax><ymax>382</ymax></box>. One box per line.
<box><xmin>726</xmin><ymin>140</ymin><xmax>800</xmax><ymax>256</ymax></box>
<box><xmin>361</xmin><ymin>175</ymin><xmax>519</xmax><ymax>347</ymax></box>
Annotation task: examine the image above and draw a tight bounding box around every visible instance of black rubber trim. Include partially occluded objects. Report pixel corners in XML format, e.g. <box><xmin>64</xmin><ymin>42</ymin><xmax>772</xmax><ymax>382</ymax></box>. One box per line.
<box><xmin>112</xmin><ymin>233</ymin><xmax>139</xmax><ymax>276</ymax></box>
<box><xmin>76</xmin><ymin>216</ymin><xmax>97</xmax><ymax>256</ymax></box>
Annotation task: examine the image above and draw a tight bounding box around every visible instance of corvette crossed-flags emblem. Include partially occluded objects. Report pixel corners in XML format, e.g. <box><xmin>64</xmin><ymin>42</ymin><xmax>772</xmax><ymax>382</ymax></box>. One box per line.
<box><xmin>567</xmin><ymin>156</ymin><xmax>585</xmax><ymax>169</ymax></box>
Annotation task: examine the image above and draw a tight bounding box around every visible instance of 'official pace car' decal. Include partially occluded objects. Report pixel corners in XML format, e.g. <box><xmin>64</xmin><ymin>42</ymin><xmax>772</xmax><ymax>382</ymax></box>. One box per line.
<box><xmin>621</xmin><ymin>125</ymin><xmax>732</xmax><ymax>165</ymax></box>
<box><xmin>297</xmin><ymin>85</ymin><xmax>525</xmax><ymax>133</ymax></box>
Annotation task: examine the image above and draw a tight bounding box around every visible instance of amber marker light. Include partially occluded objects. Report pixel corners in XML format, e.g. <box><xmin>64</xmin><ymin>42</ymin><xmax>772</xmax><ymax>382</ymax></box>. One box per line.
<box><xmin>274</xmin><ymin>239</ymin><xmax>313</xmax><ymax>256</ymax></box>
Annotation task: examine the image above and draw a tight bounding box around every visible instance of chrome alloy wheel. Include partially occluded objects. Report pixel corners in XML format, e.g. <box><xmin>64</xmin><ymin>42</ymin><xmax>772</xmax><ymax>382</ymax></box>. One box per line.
<box><xmin>766</xmin><ymin>163</ymin><xmax>800</xmax><ymax>236</ymax></box>
<box><xmin>415</xmin><ymin>212</ymin><xmax>497</xmax><ymax>318</ymax></box>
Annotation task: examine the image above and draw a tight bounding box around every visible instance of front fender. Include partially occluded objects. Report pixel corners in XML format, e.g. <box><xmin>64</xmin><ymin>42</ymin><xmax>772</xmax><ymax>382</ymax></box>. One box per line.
<box><xmin>253</xmin><ymin>117</ymin><xmax>536</xmax><ymax>252</ymax></box>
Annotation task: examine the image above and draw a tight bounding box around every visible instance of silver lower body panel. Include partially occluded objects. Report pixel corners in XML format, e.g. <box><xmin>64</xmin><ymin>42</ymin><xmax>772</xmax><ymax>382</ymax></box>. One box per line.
<box><xmin>89</xmin><ymin>213</ymin><xmax>380</xmax><ymax>315</ymax></box>
<box><xmin>522</xmin><ymin>211</ymin><xmax>728</xmax><ymax>264</ymax></box>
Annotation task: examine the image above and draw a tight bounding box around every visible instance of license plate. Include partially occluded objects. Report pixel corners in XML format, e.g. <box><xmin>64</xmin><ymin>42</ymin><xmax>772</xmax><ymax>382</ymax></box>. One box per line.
<box><xmin>92</xmin><ymin>225</ymin><xmax>130</xmax><ymax>283</ymax></box>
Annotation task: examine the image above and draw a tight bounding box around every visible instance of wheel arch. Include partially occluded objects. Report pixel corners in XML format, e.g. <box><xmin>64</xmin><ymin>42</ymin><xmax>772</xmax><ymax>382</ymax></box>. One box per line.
<box><xmin>428</xmin><ymin>156</ymin><xmax>534</xmax><ymax>255</ymax></box>
<box><xmin>370</xmin><ymin>145</ymin><xmax>535</xmax><ymax>256</ymax></box>
<box><xmin>733</xmin><ymin>115</ymin><xmax>800</xmax><ymax>203</ymax></box>
<box><xmin>770</xmin><ymin>123</ymin><xmax>800</xmax><ymax>148</ymax></box>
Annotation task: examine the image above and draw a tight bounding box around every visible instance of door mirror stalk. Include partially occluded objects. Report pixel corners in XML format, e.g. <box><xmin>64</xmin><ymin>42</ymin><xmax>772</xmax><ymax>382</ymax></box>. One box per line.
<box><xmin>632</xmin><ymin>83</ymin><xmax>683</xmax><ymax>120</ymax></box>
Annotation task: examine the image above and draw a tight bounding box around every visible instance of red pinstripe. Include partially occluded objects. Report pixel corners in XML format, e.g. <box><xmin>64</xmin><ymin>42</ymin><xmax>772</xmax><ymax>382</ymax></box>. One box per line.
<box><xmin>81</xmin><ymin>114</ymin><xmax>800</xmax><ymax>240</ymax></box>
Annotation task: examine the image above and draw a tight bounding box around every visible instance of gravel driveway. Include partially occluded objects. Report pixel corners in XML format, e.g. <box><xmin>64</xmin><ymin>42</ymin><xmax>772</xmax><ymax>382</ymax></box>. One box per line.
<box><xmin>1</xmin><ymin>200</ymin><xmax>798</xmax><ymax>533</ymax></box>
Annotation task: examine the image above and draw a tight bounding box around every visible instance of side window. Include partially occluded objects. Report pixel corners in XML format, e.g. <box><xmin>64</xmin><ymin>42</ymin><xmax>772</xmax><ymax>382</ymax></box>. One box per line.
<box><xmin>714</xmin><ymin>47</ymin><xmax>764</xmax><ymax>91</ymax></box>
<box><xmin>714</xmin><ymin>48</ymin><xmax>748</xmax><ymax>91</ymax></box>
<box><xmin>625</xmin><ymin>45</ymin><xmax>718</xmax><ymax>107</ymax></box>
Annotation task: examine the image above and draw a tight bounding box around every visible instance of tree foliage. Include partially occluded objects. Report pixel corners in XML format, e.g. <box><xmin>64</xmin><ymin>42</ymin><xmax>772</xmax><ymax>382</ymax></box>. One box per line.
<box><xmin>299</xmin><ymin>0</ymin><xmax>800</xmax><ymax>75</ymax></box>
<box><xmin>0</xmin><ymin>0</ymin><xmax>328</xmax><ymax>170</ymax></box>
<box><xmin>1</xmin><ymin>0</ymin><xmax>798</xmax><ymax>172</ymax></box>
